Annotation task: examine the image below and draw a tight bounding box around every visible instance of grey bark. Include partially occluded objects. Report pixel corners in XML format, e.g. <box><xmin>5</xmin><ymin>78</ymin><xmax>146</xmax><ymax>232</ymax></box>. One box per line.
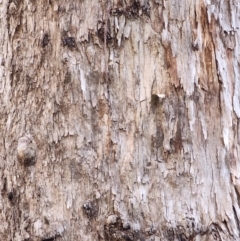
<box><xmin>0</xmin><ymin>0</ymin><xmax>239</xmax><ymax>240</ymax></box>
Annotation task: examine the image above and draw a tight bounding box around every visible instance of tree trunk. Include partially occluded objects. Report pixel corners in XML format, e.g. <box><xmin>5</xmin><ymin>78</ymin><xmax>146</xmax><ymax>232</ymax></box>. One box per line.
<box><xmin>0</xmin><ymin>0</ymin><xmax>239</xmax><ymax>240</ymax></box>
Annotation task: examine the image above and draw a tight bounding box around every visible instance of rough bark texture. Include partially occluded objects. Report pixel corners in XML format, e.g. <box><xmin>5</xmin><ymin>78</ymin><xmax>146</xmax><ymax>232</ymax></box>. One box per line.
<box><xmin>0</xmin><ymin>0</ymin><xmax>240</xmax><ymax>240</ymax></box>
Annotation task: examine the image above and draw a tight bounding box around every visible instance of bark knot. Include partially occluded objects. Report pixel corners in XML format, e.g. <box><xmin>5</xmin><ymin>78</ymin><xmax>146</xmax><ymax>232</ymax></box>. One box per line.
<box><xmin>17</xmin><ymin>135</ymin><xmax>37</xmax><ymax>166</ymax></box>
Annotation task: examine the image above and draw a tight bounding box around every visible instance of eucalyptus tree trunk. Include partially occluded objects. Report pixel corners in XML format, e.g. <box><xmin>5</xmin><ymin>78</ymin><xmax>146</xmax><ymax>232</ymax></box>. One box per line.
<box><xmin>0</xmin><ymin>0</ymin><xmax>239</xmax><ymax>240</ymax></box>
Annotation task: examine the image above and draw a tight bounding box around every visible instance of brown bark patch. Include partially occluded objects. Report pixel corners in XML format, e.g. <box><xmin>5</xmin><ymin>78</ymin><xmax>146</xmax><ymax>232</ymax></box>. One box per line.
<box><xmin>104</xmin><ymin>215</ymin><xmax>134</xmax><ymax>241</ymax></box>
<box><xmin>82</xmin><ymin>199</ymin><xmax>99</xmax><ymax>219</ymax></box>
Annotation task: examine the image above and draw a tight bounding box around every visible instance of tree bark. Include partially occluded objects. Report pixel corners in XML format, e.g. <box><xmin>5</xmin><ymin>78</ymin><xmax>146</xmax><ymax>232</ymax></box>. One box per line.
<box><xmin>0</xmin><ymin>0</ymin><xmax>240</xmax><ymax>240</ymax></box>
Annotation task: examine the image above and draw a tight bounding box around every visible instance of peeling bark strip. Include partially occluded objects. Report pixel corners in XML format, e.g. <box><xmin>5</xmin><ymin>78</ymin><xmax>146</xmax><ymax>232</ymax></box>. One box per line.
<box><xmin>0</xmin><ymin>0</ymin><xmax>240</xmax><ymax>240</ymax></box>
